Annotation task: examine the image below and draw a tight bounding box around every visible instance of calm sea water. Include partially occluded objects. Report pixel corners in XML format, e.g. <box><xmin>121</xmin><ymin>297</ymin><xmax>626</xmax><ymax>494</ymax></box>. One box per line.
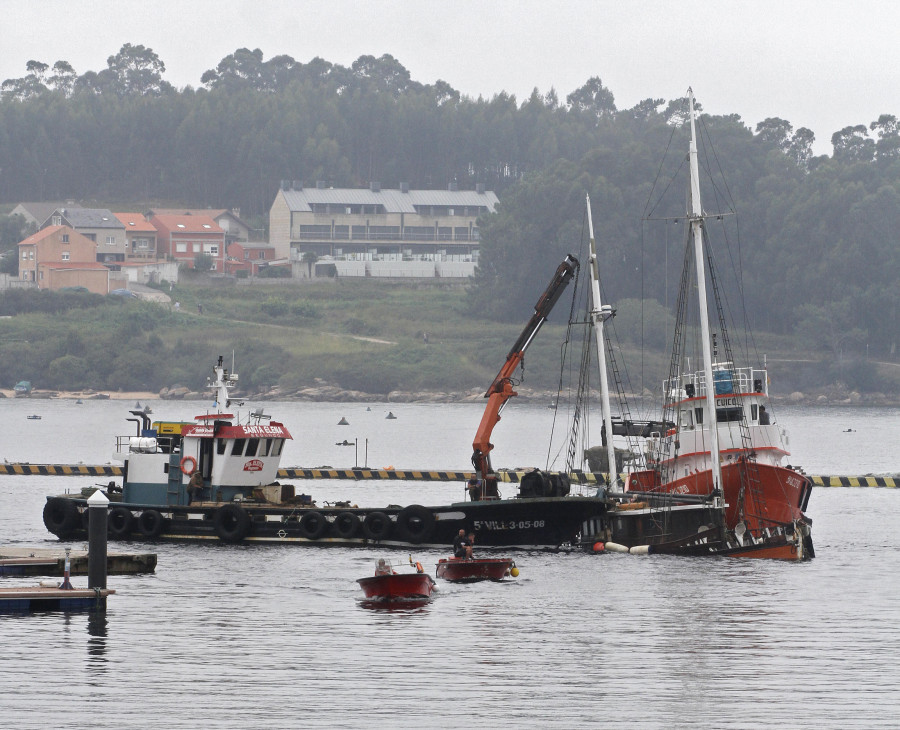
<box><xmin>1</xmin><ymin>399</ymin><xmax>899</xmax><ymax>729</ymax></box>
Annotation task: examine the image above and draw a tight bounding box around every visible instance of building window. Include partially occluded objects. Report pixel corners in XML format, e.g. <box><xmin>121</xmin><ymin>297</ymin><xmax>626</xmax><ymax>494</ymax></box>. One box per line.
<box><xmin>62</xmin><ymin>234</ymin><xmax>69</xmax><ymax>243</ymax></box>
<box><xmin>176</xmin><ymin>243</ymin><xmax>187</xmax><ymax>253</ymax></box>
<box><xmin>29</xmin><ymin>251</ymin><xmax>34</xmax><ymax>259</ymax></box>
<box><xmin>258</xmin><ymin>251</ymin><xmax>265</xmax><ymax>259</ymax></box>
<box><xmin>21</xmin><ymin>250</ymin><xmax>27</xmax><ymax>260</ymax></box>
<box><xmin>39</xmin><ymin>271</ymin><xmax>43</xmax><ymax>280</ymax></box>
<box><xmin>62</xmin><ymin>252</ymin><xmax>70</xmax><ymax>261</ymax></box>
<box><xmin>85</xmin><ymin>233</ymin><xmax>96</xmax><ymax>242</ymax></box>
<box><xmin>52</xmin><ymin>216</ymin><xmax>61</xmax><ymax>226</ymax></box>
<box><xmin>106</xmin><ymin>236</ymin><xmax>116</xmax><ymax>245</ymax></box>
<box><xmin>204</xmin><ymin>244</ymin><xmax>219</xmax><ymax>255</ymax></box>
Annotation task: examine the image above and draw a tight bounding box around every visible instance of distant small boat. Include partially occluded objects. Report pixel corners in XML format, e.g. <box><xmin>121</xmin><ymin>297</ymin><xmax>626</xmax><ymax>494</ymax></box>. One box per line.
<box><xmin>26</xmin><ymin>415</ymin><xmax>42</xmax><ymax>420</ymax></box>
<box><xmin>75</xmin><ymin>399</ymin><xmax>83</xmax><ymax>405</ymax></box>
<box><xmin>357</xmin><ymin>558</ymin><xmax>435</xmax><ymax>603</ymax></box>
<box><xmin>435</xmin><ymin>557</ymin><xmax>517</xmax><ymax>583</ymax></box>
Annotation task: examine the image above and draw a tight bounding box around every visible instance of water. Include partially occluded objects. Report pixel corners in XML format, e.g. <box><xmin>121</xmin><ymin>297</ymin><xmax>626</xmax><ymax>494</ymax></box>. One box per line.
<box><xmin>1</xmin><ymin>400</ymin><xmax>899</xmax><ymax>728</ymax></box>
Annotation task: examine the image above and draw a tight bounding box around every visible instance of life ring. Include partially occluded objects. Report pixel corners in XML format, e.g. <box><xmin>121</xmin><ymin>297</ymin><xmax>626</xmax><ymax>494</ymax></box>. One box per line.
<box><xmin>180</xmin><ymin>455</ymin><xmax>198</xmax><ymax>476</ymax></box>
<box><xmin>138</xmin><ymin>509</ymin><xmax>166</xmax><ymax>539</ymax></box>
<box><xmin>42</xmin><ymin>497</ymin><xmax>81</xmax><ymax>538</ymax></box>
<box><xmin>213</xmin><ymin>504</ymin><xmax>250</xmax><ymax>543</ymax></box>
<box><xmin>299</xmin><ymin>510</ymin><xmax>329</xmax><ymax>540</ymax></box>
<box><xmin>332</xmin><ymin>512</ymin><xmax>360</xmax><ymax>539</ymax></box>
<box><xmin>108</xmin><ymin>507</ymin><xmax>134</xmax><ymax>539</ymax></box>
<box><xmin>394</xmin><ymin>505</ymin><xmax>435</xmax><ymax>544</ymax></box>
<box><xmin>362</xmin><ymin>511</ymin><xmax>392</xmax><ymax>541</ymax></box>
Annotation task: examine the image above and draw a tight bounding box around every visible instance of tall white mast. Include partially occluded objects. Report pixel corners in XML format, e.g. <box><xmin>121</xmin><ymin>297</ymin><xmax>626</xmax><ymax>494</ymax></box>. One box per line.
<box><xmin>687</xmin><ymin>89</ymin><xmax>723</xmax><ymax>498</ymax></box>
<box><xmin>585</xmin><ymin>194</ymin><xmax>618</xmax><ymax>487</ymax></box>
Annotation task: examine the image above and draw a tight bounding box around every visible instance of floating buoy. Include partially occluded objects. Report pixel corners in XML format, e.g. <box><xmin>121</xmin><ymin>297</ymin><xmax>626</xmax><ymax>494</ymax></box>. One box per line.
<box><xmin>135</xmin><ymin>401</ymin><xmax>141</xmax><ymax>409</ymax></box>
<box><xmin>592</xmin><ymin>541</ymin><xmax>605</xmax><ymax>553</ymax></box>
<box><xmin>366</xmin><ymin>407</ymin><xmax>371</xmax><ymax>411</ymax></box>
<box><xmin>629</xmin><ymin>545</ymin><xmax>650</xmax><ymax>555</ymax></box>
<box><xmin>510</xmin><ymin>566</ymin><xmax>520</xmax><ymax>577</ymax></box>
<box><xmin>386</xmin><ymin>412</ymin><xmax>396</xmax><ymax>419</ymax></box>
<box><xmin>604</xmin><ymin>541</ymin><xmax>629</xmax><ymax>553</ymax></box>
<box><xmin>338</xmin><ymin>417</ymin><xmax>349</xmax><ymax>425</ymax></box>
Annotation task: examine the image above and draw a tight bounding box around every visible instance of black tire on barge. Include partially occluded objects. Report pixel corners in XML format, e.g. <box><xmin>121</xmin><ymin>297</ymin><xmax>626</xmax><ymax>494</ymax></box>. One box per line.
<box><xmin>362</xmin><ymin>511</ymin><xmax>392</xmax><ymax>541</ymax></box>
<box><xmin>43</xmin><ymin>497</ymin><xmax>80</xmax><ymax>538</ymax></box>
<box><xmin>332</xmin><ymin>512</ymin><xmax>361</xmax><ymax>539</ymax></box>
<box><xmin>299</xmin><ymin>510</ymin><xmax>329</xmax><ymax>540</ymax></box>
<box><xmin>213</xmin><ymin>504</ymin><xmax>250</xmax><ymax>543</ymax></box>
<box><xmin>108</xmin><ymin>507</ymin><xmax>134</xmax><ymax>539</ymax></box>
<box><xmin>394</xmin><ymin>505</ymin><xmax>435</xmax><ymax>544</ymax></box>
<box><xmin>138</xmin><ymin>509</ymin><xmax>166</xmax><ymax>539</ymax></box>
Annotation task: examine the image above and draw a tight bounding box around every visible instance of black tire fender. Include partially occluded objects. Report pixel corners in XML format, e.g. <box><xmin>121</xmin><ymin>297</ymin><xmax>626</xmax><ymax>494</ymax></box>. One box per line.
<box><xmin>362</xmin><ymin>511</ymin><xmax>392</xmax><ymax>541</ymax></box>
<box><xmin>138</xmin><ymin>509</ymin><xmax>166</xmax><ymax>539</ymax></box>
<box><xmin>213</xmin><ymin>504</ymin><xmax>250</xmax><ymax>543</ymax></box>
<box><xmin>394</xmin><ymin>504</ymin><xmax>435</xmax><ymax>544</ymax></box>
<box><xmin>108</xmin><ymin>507</ymin><xmax>134</xmax><ymax>539</ymax></box>
<box><xmin>42</xmin><ymin>497</ymin><xmax>80</xmax><ymax>538</ymax></box>
<box><xmin>332</xmin><ymin>512</ymin><xmax>361</xmax><ymax>539</ymax></box>
<box><xmin>299</xmin><ymin>510</ymin><xmax>329</xmax><ymax>540</ymax></box>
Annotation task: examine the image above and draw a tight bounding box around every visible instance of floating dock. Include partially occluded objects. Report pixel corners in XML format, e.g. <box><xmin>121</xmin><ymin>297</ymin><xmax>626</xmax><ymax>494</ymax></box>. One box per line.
<box><xmin>0</xmin><ymin>548</ymin><xmax>156</xmax><ymax>577</ymax></box>
<box><xmin>0</xmin><ymin>586</ymin><xmax>114</xmax><ymax>612</ymax></box>
<box><xmin>0</xmin><ymin>462</ymin><xmax>894</xmax><ymax>486</ymax></box>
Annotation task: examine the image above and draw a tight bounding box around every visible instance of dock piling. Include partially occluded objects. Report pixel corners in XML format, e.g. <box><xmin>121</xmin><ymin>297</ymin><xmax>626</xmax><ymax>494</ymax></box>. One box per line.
<box><xmin>87</xmin><ymin>490</ymin><xmax>109</xmax><ymax>591</ymax></box>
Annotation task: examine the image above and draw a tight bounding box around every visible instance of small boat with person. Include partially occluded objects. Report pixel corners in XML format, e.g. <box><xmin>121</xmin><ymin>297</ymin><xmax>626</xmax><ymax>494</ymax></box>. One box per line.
<box><xmin>357</xmin><ymin>557</ymin><xmax>436</xmax><ymax>603</ymax></box>
<box><xmin>435</xmin><ymin>557</ymin><xmax>518</xmax><ymax>583</ymax></box>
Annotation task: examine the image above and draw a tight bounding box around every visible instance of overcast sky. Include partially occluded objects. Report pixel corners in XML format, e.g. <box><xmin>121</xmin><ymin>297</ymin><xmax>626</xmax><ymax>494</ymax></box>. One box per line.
<box><xmin>4</xmin><ymin>0</ymin><xmax>899</xmax><ymax>156</ymax></box>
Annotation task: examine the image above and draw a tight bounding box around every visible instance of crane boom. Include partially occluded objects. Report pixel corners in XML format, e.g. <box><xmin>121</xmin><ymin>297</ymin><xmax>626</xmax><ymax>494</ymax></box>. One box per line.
<box><xmin>470</xmin><ymin>254</ymin><xmax>579</xmax><ymax>498</ymax></box>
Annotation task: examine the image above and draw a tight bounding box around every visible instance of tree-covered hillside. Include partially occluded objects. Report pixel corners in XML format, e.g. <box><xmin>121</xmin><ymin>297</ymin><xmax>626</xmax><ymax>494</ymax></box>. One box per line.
<box><xmin>1</xmin><ymin>45</ymin><xmax>899</xmax><ymax>370</ymax></box>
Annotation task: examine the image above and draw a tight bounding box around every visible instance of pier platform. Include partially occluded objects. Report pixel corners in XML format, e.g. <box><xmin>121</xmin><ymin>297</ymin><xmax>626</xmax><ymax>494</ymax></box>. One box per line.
<box><xmin>0</xmin><ymin>586</ymin><xmax>114</xmax><ymax>612</ymax></box>
<box><xmin>0</xmin><ymin>462</ymin><xmax>895</xmax><ymax>487</ymax></box>
<box><xmin>0</xmin><ymin>548</ymin><xmax>157</xmax><ymax>577</ymax></box>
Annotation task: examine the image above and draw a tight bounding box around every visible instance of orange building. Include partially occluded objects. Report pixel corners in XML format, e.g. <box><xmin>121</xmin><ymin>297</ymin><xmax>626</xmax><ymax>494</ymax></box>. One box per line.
<box><xmin>17</xmin><ymin>226</ymin><xmax>109</xmax><ymax>294</ymax></box>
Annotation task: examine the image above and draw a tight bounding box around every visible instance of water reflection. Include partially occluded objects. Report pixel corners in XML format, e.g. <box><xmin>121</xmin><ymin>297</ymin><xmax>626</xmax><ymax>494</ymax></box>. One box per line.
<box><xmin>87</xmin><ymin>609</ymin><xmax>108</xmax><ymax>666</ymax></box>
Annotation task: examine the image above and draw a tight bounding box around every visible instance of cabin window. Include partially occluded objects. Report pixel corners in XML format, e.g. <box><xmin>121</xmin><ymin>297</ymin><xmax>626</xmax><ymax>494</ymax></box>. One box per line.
<box><xmin>260</xmin><ymin>439</ymin><xmax>272</xmax><ymax>456</ymax></box>
<box><xmin>271</xmin><ymin>439</ymin><xmax>284</xmax><ymax>457</ymax></box>
<box><xmin>695</xmin><ymin>408</ymin><xmax>703</xmax><ymax>425</ymax></box>
<box><xmin>680</xmin><ymin>409</ymin><xmax>693</xmax><ymax>428</ymax></box>
<box><xmin>751</xmin><ymin>404</ymin><xmax>758</xmax><ymax>421</ymax></box>
<box><xmin>245</xmin><ymin>438</ymin><xmax>259</xmax><ymax>457</ymax></box>
<box><xmin>217</xmin><ymin>439</ymin><xmax>227</xmax><ymax>455</ymax></box>
<box><xmin>231</xmin><ymin>438</ymin><xmax>246</xmax><ymax>455</ymax></box>
<box><xmin>716</xmin><ymin>406</ymin><xmax>743</xmax><ymax>423</ymax></box>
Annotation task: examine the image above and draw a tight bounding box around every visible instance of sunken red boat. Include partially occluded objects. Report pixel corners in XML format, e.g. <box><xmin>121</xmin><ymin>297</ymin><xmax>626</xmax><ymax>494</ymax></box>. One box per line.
<box><xmin>435</xmin><ymin>557</ymin><xmax>517</xmax><ymax>583</ymax></box>
<box><xmin>357</xmin><ymin>559</ymin><xmax>436</xmax><ymax>602</ymax></box>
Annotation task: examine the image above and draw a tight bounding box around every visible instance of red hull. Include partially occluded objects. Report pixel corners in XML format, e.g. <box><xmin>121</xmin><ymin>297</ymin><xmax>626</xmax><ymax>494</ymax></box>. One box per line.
<box><xmin>435</xmin><ymin>557</ymin><xmax>513</xmax><ymax>582</ymax></box>
<box><xmin>629</xmin><ymin>460</ymin><xmax>810</xmax><ymax>534</ymax></box>
<box><xmin>357</xmin><ymin>573</ymin><xmax>435</xmax><ymax>601</ymax></box>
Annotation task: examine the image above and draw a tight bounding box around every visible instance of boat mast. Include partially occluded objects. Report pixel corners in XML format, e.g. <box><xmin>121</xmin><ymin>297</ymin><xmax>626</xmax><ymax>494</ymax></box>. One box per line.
<box><xmin>687</xmin><ymin>89</ymin><xmax>723</xmax><ymax>499</ymax></box>
<box><xmin>585</xmin><ymin>194</ymin><xmax>618</xmax><ymax>487</ymax></box>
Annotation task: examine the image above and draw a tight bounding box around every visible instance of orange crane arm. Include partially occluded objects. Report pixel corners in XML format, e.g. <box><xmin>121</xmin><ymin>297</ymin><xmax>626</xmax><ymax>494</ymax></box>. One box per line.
<box><xmin>470</xmin><ymin>254</ymin><xmax>579</xmax><ymax>493</ymax></box>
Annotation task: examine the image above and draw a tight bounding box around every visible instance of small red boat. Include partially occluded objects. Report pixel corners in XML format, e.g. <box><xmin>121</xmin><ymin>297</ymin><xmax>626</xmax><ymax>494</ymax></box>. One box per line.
<box><xmin>435</xmin><ymin>557</ymin><xmax>517</xmax><ymax>583</ymax></box>
<box><xmin>357</xmin><ymin>558</ymin><xmax>436</xmax><ymax>603</ymax></box>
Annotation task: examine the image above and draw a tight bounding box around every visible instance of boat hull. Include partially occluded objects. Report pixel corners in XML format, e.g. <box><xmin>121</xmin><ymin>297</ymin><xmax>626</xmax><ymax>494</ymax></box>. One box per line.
<box><xmin>435</xmin><ymin>557</ymin><xmax>513</xmax><ymax>582</ymax></box>
<box><xmin>357</xmin><ymin>573</ymin><xmax>435</xmax><ymax>601</ymax></box>
<box><xmin>42</xmin><ymin>494</ymin><xmax>609</xmax><ymax>550</ymax></box>
<box><xmin>627</xmin><ymin>460</ymin><xmax>811</xmax><ymax>533</ymax></box>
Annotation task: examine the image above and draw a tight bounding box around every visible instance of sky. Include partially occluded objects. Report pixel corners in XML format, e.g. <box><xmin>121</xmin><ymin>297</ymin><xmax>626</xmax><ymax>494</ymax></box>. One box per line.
<box><xmin>4</xmin><ymin>0</ymin><xmax>900</xmax><ymax>156</ymax></box>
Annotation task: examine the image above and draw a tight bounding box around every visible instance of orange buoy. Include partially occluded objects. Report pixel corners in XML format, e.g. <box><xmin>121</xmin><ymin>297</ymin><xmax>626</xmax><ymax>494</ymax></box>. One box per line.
<box><xmin>592</xmin><ymin>541</ymin><xmax>605</xmax><ymax>553</ymax></box>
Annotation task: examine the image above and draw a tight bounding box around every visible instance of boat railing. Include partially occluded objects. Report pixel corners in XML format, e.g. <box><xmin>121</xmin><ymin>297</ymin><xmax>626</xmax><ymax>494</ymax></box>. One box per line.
<box><xmin>116</xmin><ymin>434</ymin><xmax>180</xmax><ymax>454</ymax></box>
<box><xmin>665</xmin><ymin>365</ymin><xmax>768</xmax><ymax>399</ymax></box>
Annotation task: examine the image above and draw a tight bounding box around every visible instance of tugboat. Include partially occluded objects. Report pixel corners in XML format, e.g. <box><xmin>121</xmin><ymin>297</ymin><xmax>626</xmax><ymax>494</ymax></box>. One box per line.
<box><xmin>42</xmin><ymin>356</ymin><xmax>608</xmax><ymax>549</ymax></box>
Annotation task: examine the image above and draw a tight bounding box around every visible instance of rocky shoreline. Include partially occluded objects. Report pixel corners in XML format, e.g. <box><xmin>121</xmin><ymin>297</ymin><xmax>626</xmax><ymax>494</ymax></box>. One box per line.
<box><xmin>4</xmin><ymin>384</ymin><xmax>897</xmax><ymax>406</ymax></box>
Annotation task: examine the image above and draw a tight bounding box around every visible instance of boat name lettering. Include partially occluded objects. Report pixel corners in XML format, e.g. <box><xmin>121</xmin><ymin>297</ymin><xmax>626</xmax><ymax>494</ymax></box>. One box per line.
<box><xmin>473</xmin><ymin>519</ymin><xmax>545</xmax><ymax>530</ymax></box>
<box><xmin>717</xmin><ymin>397</ymin><xmax>741</xmax><ymax>407</ymax></box>
<box><xmin>240</xmin><ymin>426</ymin><xmax>285</xmax><ymax>435</ymax></box>
<box><xmin>243</xmin><ymin>459</ymin><xmax>264</xmax><ymax>472</ymax></box>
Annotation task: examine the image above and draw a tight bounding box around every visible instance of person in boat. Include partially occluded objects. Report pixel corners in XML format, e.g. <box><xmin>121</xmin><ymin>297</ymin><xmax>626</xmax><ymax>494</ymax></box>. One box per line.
<box><xmin>464</xmin><ymin>532</ymin><xmax>476</xmax><ymax>559</ymax></box>
<box><xmin>467</xmin><ymin>477</ymin><xmax>481</xmax><ymax>501</ymax></box>
<box><xmin>453</xmin><ymin>529</ymin><xmax>468</xmax><ymax>558</ymax></box>
<box><xmin>187</xmin><ymin>470</ymin><xmax>205</xmax><ymax>504</ymax></box>
<box><xmin>375</xmin><ymin>558</ymin><xmax>394</xmax><ymax>576</ymax></box>
<box><xmin>759</xmin><ymin>405</ymin><xmax>771</xmax><ymax>425</ymax></box>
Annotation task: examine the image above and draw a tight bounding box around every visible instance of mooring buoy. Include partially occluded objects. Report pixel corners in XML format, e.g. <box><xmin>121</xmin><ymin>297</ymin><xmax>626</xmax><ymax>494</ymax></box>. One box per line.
<box><xmin>386</xmin><ymin>412</ymin><xmax>396</xmax><ymax>419</ymax></box>
<box><xmin>338</xmin><ymin>417</ymin><xmax>349</xmax><ymax>425</ymax></box>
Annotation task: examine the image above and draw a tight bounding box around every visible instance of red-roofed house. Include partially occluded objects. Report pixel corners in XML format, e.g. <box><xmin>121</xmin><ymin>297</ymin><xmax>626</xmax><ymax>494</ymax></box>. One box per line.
<box><xmin>114</xmin><ymin>212</ymin><xmax>158</xmax><ymax>262</ymax></box>
<box><xmin>149</xmin><ymin>214</ymin><xmax>226</xmax><ymax>271</ymax></box>
<box><xmin>225</xmin><ymin>241</ymin><xmax>277</xmax><ymax>275</ymax></box>
<box><xmin>17</xmin><ymin>226</ymin><xmax>109</xmax><ymax>294</ymax></box>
